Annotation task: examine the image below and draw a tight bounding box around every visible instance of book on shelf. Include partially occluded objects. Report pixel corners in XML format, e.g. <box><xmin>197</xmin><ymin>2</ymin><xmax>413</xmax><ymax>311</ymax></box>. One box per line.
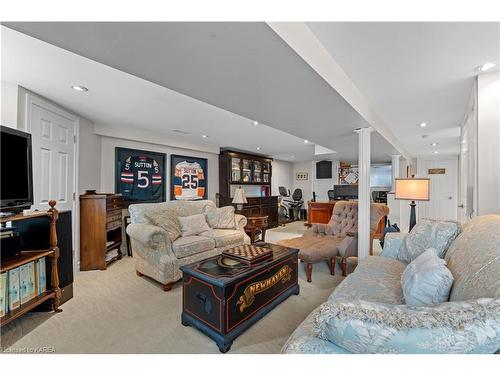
<box><xmin>1</xmin><ymin>272</ymin><xmax>7</xmax><ymax>317</ymax></box>
<box><xmin>38</xmin><ymin>258</ymin><xmax>47</xmax><ymax>295</ymax></box>
<box><xmin>27</xmin><ymin>261</ymin><xmax>36</xmax><ymax>301</ymax></box>
<box><xmin>8</xmin><ymin>268</ymin><xmax>20</xmax><ymax>310</ymax></box>
<box><xmin>19</xmin><ymin>263</ymin><xmax>30</xmax><ymax>304</ymax></box>
<box><xmin>105</xmin><ymin>248</ymin><xmax>119</xmax><ymax>262</ymax></box>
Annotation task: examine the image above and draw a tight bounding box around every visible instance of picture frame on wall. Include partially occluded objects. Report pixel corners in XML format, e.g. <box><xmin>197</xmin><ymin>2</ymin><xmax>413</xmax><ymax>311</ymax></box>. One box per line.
<box><xmin>115</xmin><ymin>147</ymin><xmax>166</xmax><ymax>206</ymax></box>
<box><xmin>170</xmin><ymin>154</ymin><xmax>208</xmax><ymax>200</ymax></box>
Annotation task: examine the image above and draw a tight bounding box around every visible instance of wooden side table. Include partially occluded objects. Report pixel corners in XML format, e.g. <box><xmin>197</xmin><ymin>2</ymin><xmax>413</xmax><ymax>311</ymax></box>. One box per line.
<box><xmin>244</xmin><ymin>215</ymin><xmax>269</xmax><ymax>243</ymax></box>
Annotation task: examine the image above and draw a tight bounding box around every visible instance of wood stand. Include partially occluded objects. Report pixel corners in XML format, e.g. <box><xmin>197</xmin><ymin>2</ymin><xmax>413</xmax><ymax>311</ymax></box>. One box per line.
<box><xmin>0</xmin><ymin>200</ymin><xmax>62</xmax><ymax>327</ymax></box>
<box><xmin>79</xmin><ymin>193</ymin><xmax>123</xmax><ymax>270</ymax></box>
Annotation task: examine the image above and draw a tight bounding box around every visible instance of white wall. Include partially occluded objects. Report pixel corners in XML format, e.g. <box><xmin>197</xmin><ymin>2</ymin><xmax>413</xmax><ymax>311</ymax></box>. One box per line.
<box><xmin>78</xmin><ymin>118</ymin><xmax>101</xmax><ymax>194</ymax></box>
<box><xmin>312</xmin><ymin>160</ymin><xmax>338</xmax><ymax>201</ymax></box>
<box><xmin>477</xmin><ymin>70</ymin><xmax>500</xmax><ymax>215</ymax></box>
<box><xmin>1</xmin><ymin>81</ymin><xmax>18</xmax><ymax>128</ymax></box>
<box><xmin>292</xmin><ymin>161</ymin><xmax>313</xmax><ymax>207</ymax></box>
<box><xmin>99</xmin><ymin>135</ymin><xmax>219</xmax><ymax>202</ymax></box>
<box><xmin>271</xmin><ymin>159</ymin><xmax>294</xmax><ymax>196</ymax></box>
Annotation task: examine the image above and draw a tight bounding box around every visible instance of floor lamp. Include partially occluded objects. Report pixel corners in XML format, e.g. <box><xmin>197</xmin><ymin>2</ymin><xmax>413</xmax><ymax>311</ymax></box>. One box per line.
<box><xmin>394</xmin><ymin>178</ymin><xmax>430</xmax><ymax>232</ymax></box>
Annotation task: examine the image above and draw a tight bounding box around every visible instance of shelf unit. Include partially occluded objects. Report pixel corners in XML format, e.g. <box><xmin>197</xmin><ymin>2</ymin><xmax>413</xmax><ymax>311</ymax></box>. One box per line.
<box><xmin>80</xmin><ymin>193</ymin><xmax>123</xmax><ymax>270</ymax></box>
<box><xmin>0</xmin><ymin>201</ymin><xmax>62</xmax><ymax>327</ymax></box>
<box><xmin>219</xmin><ymin>150</ymin><xmax>278</xmax><ymax>228</ymax></box>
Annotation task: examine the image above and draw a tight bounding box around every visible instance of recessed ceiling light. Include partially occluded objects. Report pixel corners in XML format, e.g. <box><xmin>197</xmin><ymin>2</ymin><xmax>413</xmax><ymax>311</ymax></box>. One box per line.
<box><xmin>252</xmin><ymin>121</ymin><xmax>259</xmax><ymax>126</ymax></box>
<box><xmin>433</xmin><ymin>150</ymin><xmax>439</xmax><ymax>154</ymax></box>
<box><xmin>419</xmin><ymin>122</ymin><xmax>427</xmax><ymax>128</ymax></box>
<box><xmin>430</xmin><ymin>142</ymin><xmax>438</xmax><ymax>146</ymax></box>
<box><xmin>71</xmin><ymin>85</ymin><xmax>88</xmax><ymax>92</ymax></box>
<box><xmin>202</xmin><ymin>135</ymin><xmax>208</xmax><ymax>138</ymax></box>
<box><xmin>478</xmin><ymin>62</ymin><xmax>496</xmax><ymax>72</ymax></box>
<box><xmin>256</xmin><ymin>147</ymin><xmax>261</xmax><ymax>151</ymax></box>
<box><xmin>304</xmin><ymin>140</ymin><xmax>309</xmax><ymax>144</ymax></box>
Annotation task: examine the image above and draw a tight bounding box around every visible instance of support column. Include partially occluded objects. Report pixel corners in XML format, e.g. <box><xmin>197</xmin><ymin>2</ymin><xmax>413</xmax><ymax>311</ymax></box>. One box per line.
<box><xmin>390</xmin><ymin>154</ymin><xmax>401</xmax><ymax>192</ymax></box>
<box><xmin>387</xmin><ymin>154</ymin><xmax>401</xmax><ymax>227</ymax></box>
<box><xmin>354</xmin><ymin>127</ymin><xmax>373</xmax><ymax>259</ymax></box>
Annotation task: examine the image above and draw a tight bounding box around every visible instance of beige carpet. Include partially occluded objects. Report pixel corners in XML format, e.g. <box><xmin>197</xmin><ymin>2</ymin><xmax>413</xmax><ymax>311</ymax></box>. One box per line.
<box><xmin>1</xmin><ymin>223</ymin><xmax>343</xmax><ymax>354</ymax></box>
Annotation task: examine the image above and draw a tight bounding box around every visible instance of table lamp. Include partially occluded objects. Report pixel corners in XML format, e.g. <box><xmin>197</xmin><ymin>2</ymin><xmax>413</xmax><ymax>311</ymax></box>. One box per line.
<box><xmin>232</xmin><ymin>186</ymin><xmax>247</xmax><ymax>211</ymax></box>
<box><xmin>394</xmin><ymin>178</ymin><xmax>430</xmax><ymax>231</ymax></box>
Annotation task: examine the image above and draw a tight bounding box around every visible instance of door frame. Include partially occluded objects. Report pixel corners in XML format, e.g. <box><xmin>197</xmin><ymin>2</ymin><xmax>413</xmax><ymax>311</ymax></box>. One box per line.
<box><xmin>22</xmin><ymin>90</ymin><xmax>80</xmax><ymax>273</ymax></box>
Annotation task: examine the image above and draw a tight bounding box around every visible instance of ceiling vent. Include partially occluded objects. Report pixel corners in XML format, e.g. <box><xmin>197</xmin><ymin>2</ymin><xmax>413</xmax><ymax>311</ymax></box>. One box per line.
<box><xmin>172</xmin><ymin>129</ymin><xmax>192</xmax><ymax>135</ymax></box>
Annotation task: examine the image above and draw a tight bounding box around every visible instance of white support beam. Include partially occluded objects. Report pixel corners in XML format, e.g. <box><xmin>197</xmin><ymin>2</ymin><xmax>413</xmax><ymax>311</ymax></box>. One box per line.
<box><xmin>267</xmin><ymin>22</ymin><xmax>413</xmax><ymax>162</ymax></box>
<box><xmin>390</xmin><ymin>154</ymin><xmax>401</xmax><ymax>192</ymax></box>
<box><xmin>355</xmin><ymin>127</ymin><xmax>373</xmax><ymax>259</ymax></box>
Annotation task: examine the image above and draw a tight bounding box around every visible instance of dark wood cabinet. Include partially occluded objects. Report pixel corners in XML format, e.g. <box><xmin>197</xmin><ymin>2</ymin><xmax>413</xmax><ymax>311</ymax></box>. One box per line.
<box><xmin>80</xmin><ymin>193</ymin><xmax>123</xmax><ymax>271</ymax></box>
<box><xmin>219</xmin><ymin>150</ymin><xmax>278</xmax><ymax>228</ymax></box>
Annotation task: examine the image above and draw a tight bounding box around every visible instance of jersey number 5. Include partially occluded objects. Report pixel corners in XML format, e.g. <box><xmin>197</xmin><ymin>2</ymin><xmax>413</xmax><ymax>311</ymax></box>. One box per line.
<box><xmin>137</xmin><ymin>170</ymin><xmax>149</xmax><ymax>188</ymax></box>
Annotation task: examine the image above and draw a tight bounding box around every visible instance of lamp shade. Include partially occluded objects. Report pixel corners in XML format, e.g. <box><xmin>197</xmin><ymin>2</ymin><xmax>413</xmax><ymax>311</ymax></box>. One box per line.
<box><xmin>394</xmin><ymin>178</ymin><xmax>430</xmax><ymax>201</ymax></box>
<box><xmin>232</xmin><ymin>186</ymin><xmax>248</xmax><ymax>204</ymax></box>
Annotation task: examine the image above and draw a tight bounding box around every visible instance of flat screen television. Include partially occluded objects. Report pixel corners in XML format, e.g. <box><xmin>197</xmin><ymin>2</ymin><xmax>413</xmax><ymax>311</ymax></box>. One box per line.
<box><xmin>1</xmin><ymin>125</ymin><xmax>34</xmax><ymax>213</ymax></box>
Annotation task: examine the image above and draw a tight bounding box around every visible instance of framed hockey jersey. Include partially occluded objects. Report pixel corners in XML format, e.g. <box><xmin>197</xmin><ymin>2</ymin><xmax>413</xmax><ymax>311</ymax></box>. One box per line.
<box><xmin>170</xmin><ymin>155</ymin><xmax>208</xmax><ymax>201</ymax></box>
<box><xmin>115</xmin><ymin>147</ymin><xmax>166</xmax><ymax>205</ymax></box>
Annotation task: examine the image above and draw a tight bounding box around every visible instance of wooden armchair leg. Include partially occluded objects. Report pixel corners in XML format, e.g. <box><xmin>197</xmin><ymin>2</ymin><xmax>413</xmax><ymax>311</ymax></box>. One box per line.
<box><xmin>341</xmin><ymin>257</ymin><xmax>347</xmax><ymax>277</ymax></box>
<box><xmin>163</xmin><ymin>283</ymin><xmax>174</xmax><ymax>292</ymax></box>
<box><xmin>305</xmin><ymin>263</ymin><xmax>313</xmax><ymax>282</ymax></box>
<box><xmin>328</xmin><ymin>257</ymin><xmax>335</xmax><ymax>275</ymax></box>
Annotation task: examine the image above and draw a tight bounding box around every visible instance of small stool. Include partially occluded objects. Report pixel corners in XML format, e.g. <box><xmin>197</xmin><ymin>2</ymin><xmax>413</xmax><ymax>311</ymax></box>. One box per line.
<box><xmin>298</xmin><ymin>246</ymin><xmax>337</xmax><ymax>282</ymax></box>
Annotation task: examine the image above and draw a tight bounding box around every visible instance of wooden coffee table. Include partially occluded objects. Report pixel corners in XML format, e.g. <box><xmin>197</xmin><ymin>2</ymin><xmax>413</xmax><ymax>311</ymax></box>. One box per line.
<box><xmin>180</xmin><ymin>243</ymin><xmax>299</xmax><ymax>353</ymax></box>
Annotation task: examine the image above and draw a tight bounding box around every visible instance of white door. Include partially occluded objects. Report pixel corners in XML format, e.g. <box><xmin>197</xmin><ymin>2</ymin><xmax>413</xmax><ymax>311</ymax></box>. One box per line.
<box><xmin>30</xmin><ymin>103</ymin><xmax>77</xmax><ymax>212</ymax></box>
<box><xmin>417</xmin><ymin>157</ymin><xmax>458</xmax><ymax>221</ymax></box>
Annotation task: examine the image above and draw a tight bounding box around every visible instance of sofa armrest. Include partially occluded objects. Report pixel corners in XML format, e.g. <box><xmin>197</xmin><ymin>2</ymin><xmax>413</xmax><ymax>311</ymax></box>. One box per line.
<box><xmin>380</xmin><ymin>232</ymin><xmax>407</xmax><ymax>259</ymax></box>
<box><xmin>234</xmin><ymin>214</ymin><xmax>248</xmax><ymax>230</ymax></box>
<box><xmin>314</xmin><ymin>298</ymin><xmax>500</xmax><ymax>354</ymax></box>
<box><xmin>126</xmin><ymin>223</ymin><xmax>172</xmax><ymax>248</ymax></box>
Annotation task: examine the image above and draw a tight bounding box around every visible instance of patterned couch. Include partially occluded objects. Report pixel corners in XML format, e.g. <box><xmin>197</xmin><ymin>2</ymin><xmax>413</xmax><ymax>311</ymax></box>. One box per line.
<box><xmin>126</xmin><ymin>200</ymin><xmax>250</xmax><ymax>290</ymax></box>
<box><xmin>281</xmin><ymin>215</ymin><xmax>500</xmax><ymax>354</ymax></box>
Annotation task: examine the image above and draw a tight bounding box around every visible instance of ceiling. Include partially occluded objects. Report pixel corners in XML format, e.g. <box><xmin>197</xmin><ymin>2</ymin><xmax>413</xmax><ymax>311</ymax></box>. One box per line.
<box><xmin>307</xmin><ymin>22</ymin><xmax>500</xmax><ymax>157</ymax></box>
<box><xmin>2</xmin><ymin>22</ymin><xmax>398</xmax><ymax>163</ymax></box>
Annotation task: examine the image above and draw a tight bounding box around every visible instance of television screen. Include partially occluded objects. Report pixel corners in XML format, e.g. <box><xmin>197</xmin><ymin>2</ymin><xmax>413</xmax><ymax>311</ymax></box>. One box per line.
<box><xmin>316</xmin><ymin>160</ymin><xmax>332</xmax><ymax>179</ymax></box>
<box><xmin>1</xmin><ymin>126</ymin><xmax>32</xmax><ymax>208</ymax></box>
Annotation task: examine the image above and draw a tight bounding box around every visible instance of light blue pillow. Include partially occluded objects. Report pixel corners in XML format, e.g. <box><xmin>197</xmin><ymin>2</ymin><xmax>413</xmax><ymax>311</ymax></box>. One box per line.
<box><xmin>401</xmin><ymin>248</ymin><xmax>454</xmax><ymax>306</ymax></box>
<box><xmin>398</xmin><ymin>219</ymin><xmax>460</xmax><ymax>263</ymax></box>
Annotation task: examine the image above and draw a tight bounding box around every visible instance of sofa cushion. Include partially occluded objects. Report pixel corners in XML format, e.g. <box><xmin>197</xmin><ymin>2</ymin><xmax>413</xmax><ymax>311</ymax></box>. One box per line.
<box><xmin>172</xmin><ymin>236</ymin><xmax>215</xmax><ymax>259</ymax></box>
<box><xmin>330</xmin><ymin>256</ymin><xmax>406</xmax><ymax>305</ymax></box>
<box><xmin>313</xmin><ymin>298</ymin><xmax>500</xmax><ymax>354</ymax></box>
<box><xmin>200</xmin><ymin>229</ymin><xmax>244</xmax><ymax>248</ymax></box>
<box><xmin>445</xmin><ymin>215</ymin><xmax>500</xmax><ymax>301</ymax></box>
<box><xmin>178</xmin><ymin>214</ymin><xmax>211</xmax><ymax>237</ymax></box>
<box><xmin>281</xmin><ymin>306</ymin><xmax>352</xmax><ymax>354</ymax></box>
<box><xmin>401</xmin><ymin>248</ymin><xmax>454</xmax><ymax>306</ymax></box>
<box><xmin>144</xmin><ymin>208</ymin><xmax>182</xmax><ymax>242</ymax></box>
<box><xmin>397</xmin><ymin>219</ymin><xmax>460</xmax><ymax>264</ymax></box>
<box><xmin>204</xmin><ymin>206</ymin><xmax>236</xmax><ymax>229</ymax></box>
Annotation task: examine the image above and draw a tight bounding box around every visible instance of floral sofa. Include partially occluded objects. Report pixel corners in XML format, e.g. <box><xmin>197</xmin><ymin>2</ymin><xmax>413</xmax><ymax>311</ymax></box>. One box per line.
<box><xmin>282</xmin><ymin>215</ymin><xmax>500</xmax><ymax>354</ymax></box>
<box><xmin>126</xmin><ymin>200</ymin><xmax>250</xmax><ymax>290</ymax></box>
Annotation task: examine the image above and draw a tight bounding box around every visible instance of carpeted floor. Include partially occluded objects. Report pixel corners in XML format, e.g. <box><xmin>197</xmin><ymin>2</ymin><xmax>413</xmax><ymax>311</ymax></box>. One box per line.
<box><xmin>1</xmin><ymin>222</ymin><xmax>343</xmax><ymax>354</ymax></box>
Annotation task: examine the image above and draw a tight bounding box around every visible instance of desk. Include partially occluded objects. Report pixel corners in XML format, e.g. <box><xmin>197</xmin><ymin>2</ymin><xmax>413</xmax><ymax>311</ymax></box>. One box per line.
<box><xmin>307</xmin><ymin>201</ymin><xmax>336</xmax><ymax>225</ymax></box>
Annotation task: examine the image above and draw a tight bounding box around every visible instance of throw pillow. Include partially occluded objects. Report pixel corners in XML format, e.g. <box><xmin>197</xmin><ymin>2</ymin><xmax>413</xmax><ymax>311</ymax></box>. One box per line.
<box><xmin>401</xmin><ymin>247</ymin><xmax>454</xmax><ymax>306</ymax></box>
<box><xmin>178</xmin><ymin>214</ymin><xmax>211</xmax><ymax>237</ymax></box>
<box><xmin>398</xmin><ymin>218</ymin><xmax>460</xmax><ymax>263</ymax></box>
<box><xmin>204</xmin><ymin>206</ymin><xmax>236</xmax><ymax>229</ymax></box>
<box><xmin>144</xmin><ymin>208</ymin><xmax>182</xmax><ymax>242</ymax></box>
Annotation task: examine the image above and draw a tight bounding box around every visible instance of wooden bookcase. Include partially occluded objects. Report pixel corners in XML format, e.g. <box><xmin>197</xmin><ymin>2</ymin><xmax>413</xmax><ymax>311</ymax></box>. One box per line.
<box><xmin>79</xmin><ymin>193</ymin><xmax>123</xmax><ymax>271</ymax></box>
<box><xmin>0</xmin><ymin>200</ymin><xmax>62</xmax><ymax>327</ymax></box>
<box><xmin>219</xmin><ymin>150</ymin><xmax>278</xmax><ymax>228</ymax></box>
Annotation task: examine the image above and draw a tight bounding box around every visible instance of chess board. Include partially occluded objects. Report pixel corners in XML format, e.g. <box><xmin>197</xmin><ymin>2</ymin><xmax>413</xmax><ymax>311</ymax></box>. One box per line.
<box><xmin>222</xmin><ymin>245</ymin><xmax>273</xmax><ymax>265</ymax></box>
